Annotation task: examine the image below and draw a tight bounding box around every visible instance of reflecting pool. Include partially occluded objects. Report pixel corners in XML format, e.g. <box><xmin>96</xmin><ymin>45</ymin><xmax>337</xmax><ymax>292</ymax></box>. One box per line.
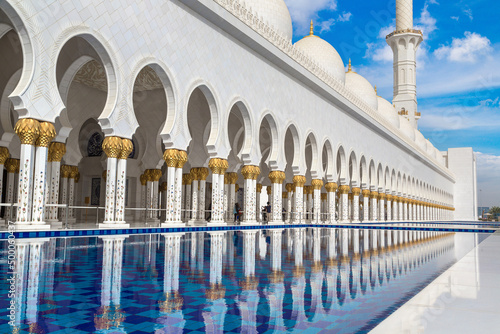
<box><xmin>0</xmin><ymin>228</ymin><xmax>489</xmax><ymax>333</ymax></box>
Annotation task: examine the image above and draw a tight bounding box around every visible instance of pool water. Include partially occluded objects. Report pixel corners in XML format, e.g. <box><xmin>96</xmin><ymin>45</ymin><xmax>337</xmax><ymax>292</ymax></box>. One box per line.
<box><xmin>0</xmin><ymin>228</ymin><xmax>488</xmax><ymax>333</ymax></box>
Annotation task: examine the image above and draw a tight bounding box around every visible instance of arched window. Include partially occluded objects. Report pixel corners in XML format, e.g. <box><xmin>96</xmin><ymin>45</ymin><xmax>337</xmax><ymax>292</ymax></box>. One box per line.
<box><xmin>87</xmin><ymin>132</ymin><xmax>103</xmax><ymax>157</ymax></box>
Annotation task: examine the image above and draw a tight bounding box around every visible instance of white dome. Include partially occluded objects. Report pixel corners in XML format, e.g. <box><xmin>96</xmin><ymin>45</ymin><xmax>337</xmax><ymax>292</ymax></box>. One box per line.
<box><xmin>399</xmin><ymin>117</ymin><xmax>415</xmax><ymax>141</ymax></box>
<box><xmin>414</xmin><ymin>129</ymin><xmax>427</xmax><ymax>151</ymax></box>
<box><xmin>249</xmin><ymin>0</ymin><xmax>293</xmax><ymax>41</ymax></box>
<box><xmin>377</xmin><ymin>96</ymin><xmax>400</xmax><ymax>129</ymax></box>
<box><xmin>294</xmin><ymin>35</ymin><xmax>346</xmax><ymax>83</ymax></box>
<box><xmin>345</xmin><ymin>70</ymin><xmax>378</xmax><ymax>110</ymax></box>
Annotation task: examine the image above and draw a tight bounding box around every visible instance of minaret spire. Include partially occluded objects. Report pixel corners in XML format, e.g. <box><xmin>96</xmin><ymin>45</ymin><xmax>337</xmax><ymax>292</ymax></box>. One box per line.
<box><xmin>310</xmin><ymin>20</ymin><xmax>314</xmax><ymax>36</ymax></box>
<box><xmin>387</xmin><ymin>0</ymin><xmax>423</xmax><ymax>129</ymax></box>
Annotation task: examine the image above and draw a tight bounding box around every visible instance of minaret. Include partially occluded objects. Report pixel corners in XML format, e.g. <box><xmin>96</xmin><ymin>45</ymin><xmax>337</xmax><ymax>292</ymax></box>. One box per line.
<box><xmin>386</xmin><ymin>0</ymin><xmax>423</xmax><ymax>128</ymax></box>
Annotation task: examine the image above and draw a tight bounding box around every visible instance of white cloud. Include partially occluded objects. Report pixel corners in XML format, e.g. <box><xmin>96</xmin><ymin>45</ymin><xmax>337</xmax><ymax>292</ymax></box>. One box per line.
<box><xmin>475</xmin><ymin>152</ymin><xmax>500</xmax><ymax>206</ymax></box>
<box><xmin>451</xmin><ymin>16</ymin><xmax>459</xmax><ymax>21</ymax></box>
<box><xmin>319</xmin><ymin>12</ymin><xmax>352</xmax><ymax>33</ymax></box>
<box><xmin>434</xmin><ymin>32</ymin><xmax>492</xmax><ymax>63</ymax></box>
<box><xmin>414</xmin><ymin>4</ymin><xmax>437</xmax><ymax>36</ymax></box>
<box><xmin>463</xmin><ymin>8</ymin><xmax>473</xmax><ymax>21</ymax></box>
<box><xmin>285</xmin><ymin>0</ymin><xmax>351</xmax><ymax>35</ymax></box>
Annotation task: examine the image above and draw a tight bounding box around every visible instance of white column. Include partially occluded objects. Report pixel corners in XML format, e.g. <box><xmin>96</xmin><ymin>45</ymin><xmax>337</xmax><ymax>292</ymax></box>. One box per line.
<box><xmin>362</xmin><ymin>189</ymin><xmax>370</xmax><ymax>222</ymax></box>
<box><xmin>379</xmin><ymin>193</ymin><xmax>385</xmax><ymax>222</ymax></box>
<box><xmin>15</xmin><ymin>134</ymin><xmax>37</xmax><ymax>224</ymax></box>
<box><xmin>59</xmin><ymin>167</ymin><xmax>69</xmax><ymax>221</ymax></box>
<box><xmin>0</xmin><ymin>148</ymin><xmax>8</xmax><ymax>221</ymax></box>
<box><xmin>256</xmin><ymin>184</ymin><xmax>262</xmax><ymax>222</ymax></box>
<box><xmin>370</xmin><ymin>191</ymin><xmax>378</xmax><ymax>222</ymax></box>
<box><xmin>208</xmin><ymin>159</ymin><xmax>228</xmax><ymax>226</ymax></box>
<box><xmin>198</xmin><ymin>168</ymin><xmax>208</xmax><ymax>222</ymax></box>
<box><xmin>269</xmin><ymin>171</ymin><xmax>285</xmax><ymax>224</ymax></box>
<box><xmin>4</xmin><ymin>159</ymin><xmax>18</xmax><ymax>220</ymax></box>
<box><xmin>307</xmin><ymin>189</ymin><xmax>313</xmax><ymax>222</ymax></box>
<box><xmin>403</xmin><ymin>197</ymin><xmax>408</xmax><ymax>221</ymax></box>
<box><xmin>190</xmin><ymin>175</ymin><xmax>199</xmax><ymax>223</ymax></box>
<box><xmin>140</xmin><ymin>174</ymin><xmax>147</xmax><ymax>220</ymax></box>
<box><xmin>398</xmin><ymin>196</ymin><xmax>404</xmax><ymax>220</ymax></box>
<box><xmin>115</xmin><ymin>139</ymin><xmax>133</xmax><ymax>224</ymax></box>
<box><xmin>241</xmin><ymin>166</ymin><xmax>259</xmax><ymax>225</ymax></box>
<box><xmin>338</xmin><ymin>185</ymin><xmax>350</xmax><ymax>223</ymax></box>
<box><xmin>293</xmin><ymin>176</ymin><xmax>306</xmax><ymax>224</ymax></box>
<box><xmin>325</xmin><ymin>182</ymin><xmax>337</xmax><ymax>224</ymax></box>
<box><xmin>100</xmin><ymin>136</ymin><xmax>123</xmax><ymax>227</ymax></box>
<box><xmin>386</xmin><ymin>195</ymin><xmax>392</xmax><ymax>221</ymax></box>
<box><xmin>174</xmin><ymin>167</ymin><xmax>185</xmax><ymax>224</ymax></box>
<box><xmin>352</xmin><ymin>187</ymin><xmax>360</xmax><ymax>223</ymax></box>
<box><xmin>67</xmin><ymin>173</ymin><xmax>76</xmax><ymax>221</ymax></box>
<box><xmin>312</xmin><ymin>179</ymin><xmax>323</xmax><ymax>224</ymax></box>
<box><xmin>285</xmin><ymin>183</ymin><xmax>293</xmax><ymax>223</ymax></box>
<box><xmin>30</xmin><ymin>123</ymin><xmax>55</xmax><ymax>227</ymax></box>
<box><xmin>164</xmin><ymin>166</ymin><xmax>176</xmax><ymax>224</ymax></box>
<box><xmin>184</xmin><ymin>178</ymin><xmax>192</xmax><ymax>222</ymax></box>
<box><xmin>223</xmin><ymin>182</ymin><xmax>229</xmax><ymax>221</ymax></box>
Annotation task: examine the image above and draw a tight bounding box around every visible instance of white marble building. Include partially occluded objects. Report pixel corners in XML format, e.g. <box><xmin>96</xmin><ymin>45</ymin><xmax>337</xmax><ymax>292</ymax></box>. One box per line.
<box><xmin>0</xmin><ymin>0</ymin><xmax>477</xmax><ymax>230</ymax></box>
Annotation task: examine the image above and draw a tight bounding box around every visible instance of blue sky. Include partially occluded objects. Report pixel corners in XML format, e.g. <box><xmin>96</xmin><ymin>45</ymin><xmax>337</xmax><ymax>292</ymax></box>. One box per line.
<box><xmin>284</xmin><ymin>0</ymin><xmax>500</xmax><ymax>206</ymax></box>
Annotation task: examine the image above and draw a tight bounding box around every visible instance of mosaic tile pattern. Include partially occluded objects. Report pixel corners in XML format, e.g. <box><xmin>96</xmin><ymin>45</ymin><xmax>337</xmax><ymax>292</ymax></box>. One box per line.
<box><xmin>0</xmin><ymin>228</ymin><xmax>490</xmax><ymax>333</ymax></box>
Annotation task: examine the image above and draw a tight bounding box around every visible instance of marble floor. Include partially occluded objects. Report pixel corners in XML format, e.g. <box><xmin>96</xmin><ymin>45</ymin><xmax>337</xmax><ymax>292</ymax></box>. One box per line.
<box><xmin>370</xmin><ymin>231</ymin><xmax>500</xmax><ymax>333</ymax></box>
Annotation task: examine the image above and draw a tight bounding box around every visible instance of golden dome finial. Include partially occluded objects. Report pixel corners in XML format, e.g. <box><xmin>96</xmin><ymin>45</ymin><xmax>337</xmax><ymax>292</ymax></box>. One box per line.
<box><xmin>374</xmin><ymin>85</ymin><xmax>378</xmax><ymax>95</ymax></box>
<box><xmin>310</xmin><ymin>20</ymin><xmax>314</xmax><ymax>35</ymax></box>
<box><xmin>348</xmin><ymin>59</ymin><xmax>352</xmax><ymax>72</ymax></box>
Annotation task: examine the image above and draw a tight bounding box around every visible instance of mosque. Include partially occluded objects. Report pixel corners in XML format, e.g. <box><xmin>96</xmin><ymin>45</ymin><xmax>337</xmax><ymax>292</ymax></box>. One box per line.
<box><xmin>0</xmin><ymin>0</ymin><xmax>478</xmax><ymax>231</ymax></box>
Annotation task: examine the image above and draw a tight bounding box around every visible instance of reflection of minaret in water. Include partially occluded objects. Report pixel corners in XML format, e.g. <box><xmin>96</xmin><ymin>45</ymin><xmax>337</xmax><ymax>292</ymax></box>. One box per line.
<box><xmin>156</xmin><ymin>233</ymin><xmax>185</xmax><ymax>333</ymax></box>
<box><xmin>291</xmin><ymin>228</ymin><xmax>307</xmax><ymax>326</ymax></box>
<box><xmin>265</xmin><ymin>229</ymin><xmax>286</xmax><ymax>332</ymax></box>
<box><xmin>203</xmin><ymin>232</ymin><xmax>227</xmax><ymax>334</ymax></box>
<box><xmin>94</xmin><ymin>236</ymin><xmax>127</xmax><ymax>333</ymax></box>
<box><xmin>238</xmin><ymin>231</ymin><xmax>259</xmax><ymax>334</ymax></box>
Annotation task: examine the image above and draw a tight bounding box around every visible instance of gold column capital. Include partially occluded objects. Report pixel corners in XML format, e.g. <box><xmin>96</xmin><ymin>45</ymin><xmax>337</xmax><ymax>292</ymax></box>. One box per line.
<box><xmin>362</xmin><ymin>189</ymin><xmax>371</xmax><ymax>197</ymax></box>
<box><xmin>118</xmin><ymin>138</ymin><xmax>134</xmax><ymax>159</ymax></box>
<box><xmin>266</xmin><ymin>186</ymin><xmax>272</xmax><ymax>195</ymax></box>
<box><xmin>256</xmin><ymin>183</ymin><xmax>263</xmax><ymax>193</ymax></box>
<box><xmin>75</xmin><ymin>172</ymin><xmax>80</xmax><ymax>183</ymax></box>
<box><xmin>227</xmin><ymin>172</ymin><xmax>239</xmax><ymax>184</ymax></box>
<box><xmin>311</xmin><ymin>179</ymin><xmax>323</xmax><ymax>190</ymax></box>
<box><xmin>370</xmin><ymin>191</ymin><xmax>379</xmax><ymax>199</ymax></box>
<box><xmin>293</xmin><ymin>175</ymin><xmax>306</xmax><ymax>187</ymax></box>
<box><xmin>282</xmin><ymin>191</ymin><xmax>288</xmax><ymax>199</ymax></box>
<box><xmin>160</xmin><ymin>182</ymin><xmax>168</xmax><ymax>191</ymax></box>
<box><xmin>61</xmin><ymin>165</ymin><xmax>71</xmax><ymax>178</ymax></box>
<box><xmin>378</xmin><ymin>193</ymin><xmax>386</xmax><ymax>200</ymax></box>
<box><xmin>163</xmin><ymin>149</ymin><xmax>179</xmax><ymax>167</ymax></box>
<box><xmin>0</xmin><ymin>147</ymin><xmax>9</xmax><ymax>165</ymax></box>
<box><xmin>5</xmin><ymin>158</ymin><xmax>19</xmax><ymax>173</ymax></box>
<box><xmin>325</xmin><ymin>182</ymin><xmax>338</xmax><ymax>193</ymax></box>
<box><xmin>285</xmin><ymin>183</ymin><xmax>293</xmax><ymax>193</ymax></box>
<box><xmin>241</xmin><ymin>165</ymin><xmax>259</xmax><ymax>180</ymax></box>
<box><xmin>321</xmin><ymin>193</ymin><xmax>327</xmax><ymax>200</ymax></box>
<box><xmin>352</xmin><ymin>187</ymin><xmax>361</xmax><ymax>196</ymax></box>
<box><xmin>339</xmin><ymin>185</ymin><xmax>350</xmax><ymax>194</ymax></box>
<box><xmin>183</xmin><ymin>173</ymin><xmax>193</xmax><ymax>185</ymax></box>
<box><xmin>208</xmin><ymin>158</ymin><xmax>228</xmax><ymax>175</ymax></box>
<box><xmin>386</xmin><ymin>194</ymin><xmax>393</xmax><ymax>201</ymax></box>
<box><xmin>102</xmin><ymin>136</ymin><xmax>123</xmax><ymax>159</ymax></box>
<box><xmin>198</xmin><ymin>167</ymin><xmax>209</xmax><ymax>181</ymax></box>
<box><xmin>176</xmin><ymin>150</ymin><xmax>188</xmax><ymax>169</ymax></box>
<box><xmin>268</xmin><ymin>170</ymin><xmax>285</xmax><ymax>184</ymax></box>
<box><xmin>69</xmin><ymin>166</ymin><xmax>79</xmax><ymax>179</ymax></box>
<box><xmin>14</xmin><ymin>118</ymin><xmax>40</xmax><ymax>145</ymax></box>
<box><xmin>36</xmin><ymin>122</ymin><xmax>56</xmax><ymax>147</ymax></box>
<box><xmin>235</xmin><ymin>184</ymin><xmax>240</xmax><ymax>192</ymax></box>
<box><xmin>151</xmin><ymin>169</ymin><xmax>162</xmax><ymax>182</ymax></box>
<box><xmin>48</xmin><ymin>142</ymin><xmax>66</xmax><ymax>162</ymax></box>
<box><xmin>190</xmin><ymin>168</ymin><xmax>199</xmax><ymax>181</ymax></box>
<box><xmin>139</xmin><ymin>173</ymin><xmax>147</xmax><ymax>185</ymax></box>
